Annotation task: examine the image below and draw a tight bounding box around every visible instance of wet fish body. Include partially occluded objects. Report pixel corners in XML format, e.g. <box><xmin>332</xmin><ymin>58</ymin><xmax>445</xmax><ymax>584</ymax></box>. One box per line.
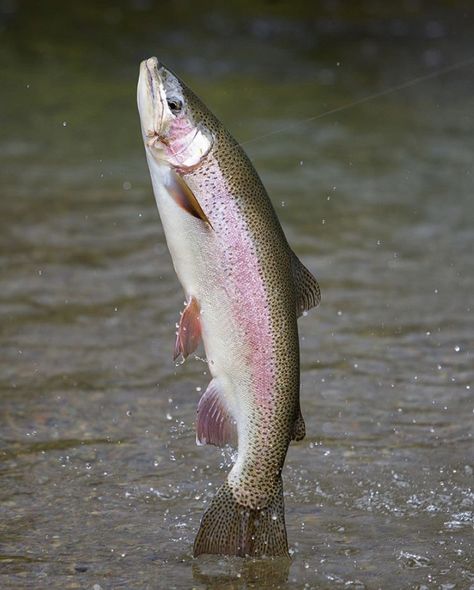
<box><xmin>137</xmin><ymin>57</ymin><xmax>320</xmax><ymax>557</ymax></box>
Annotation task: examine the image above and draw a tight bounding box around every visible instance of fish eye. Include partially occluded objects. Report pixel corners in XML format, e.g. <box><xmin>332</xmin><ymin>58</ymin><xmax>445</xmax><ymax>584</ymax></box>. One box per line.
<box><xmin>167</xmin><ymin>97</ymin><xmax>183</xmax><ymax>114</ymax></box>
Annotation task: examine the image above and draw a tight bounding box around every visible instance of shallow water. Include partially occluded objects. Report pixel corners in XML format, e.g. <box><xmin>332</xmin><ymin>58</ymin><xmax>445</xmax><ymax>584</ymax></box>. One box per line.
<box><xmin>1</xmin><ymin>3</ymin><xmax>473</xmax><ymax>589</ymax></box>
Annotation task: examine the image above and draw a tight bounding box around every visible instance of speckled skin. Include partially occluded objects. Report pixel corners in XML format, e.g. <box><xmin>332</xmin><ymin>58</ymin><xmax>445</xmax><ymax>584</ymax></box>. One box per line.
<box><xmin>137</xmin><ymin>59</ymin><xmax>317</xmax><ymax>557</ymax></box>
<box><xmin>168</xmin><ymin>68</ymin><xmax>300</xmax><ymax>508</ymax></box>
<box><xmin>182</xmin><ymin>114</ymin><xmax>300</xmax><ymax>503</ymax></box>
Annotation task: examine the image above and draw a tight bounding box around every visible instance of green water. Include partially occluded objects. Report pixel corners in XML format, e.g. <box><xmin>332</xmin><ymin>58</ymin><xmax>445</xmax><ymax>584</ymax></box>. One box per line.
<box><xmin>1</xmin><ymin>2</ymin><xmax>473</xmax><ymax>589</ymax></box>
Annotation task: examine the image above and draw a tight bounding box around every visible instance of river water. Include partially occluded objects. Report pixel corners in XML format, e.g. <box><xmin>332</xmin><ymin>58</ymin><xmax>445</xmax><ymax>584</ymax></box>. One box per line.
<box><xmin>1</xmin><ymin>3</ymin><xmax>473</xmax><ymax>589</ymax></box>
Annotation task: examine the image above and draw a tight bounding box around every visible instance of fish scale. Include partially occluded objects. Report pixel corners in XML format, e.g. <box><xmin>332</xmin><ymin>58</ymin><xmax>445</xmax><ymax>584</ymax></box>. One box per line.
<box><xmin>137</xmin><ymin>56</ymin><xmax>320</xmax><ymax>557</ymax></box>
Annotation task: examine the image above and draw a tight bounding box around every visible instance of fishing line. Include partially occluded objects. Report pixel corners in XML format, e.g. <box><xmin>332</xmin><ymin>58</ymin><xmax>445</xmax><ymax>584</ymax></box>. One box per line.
<box><xmin>239</xmin><ymin>54</ymin><xmax>474</xmax><ymax>147</ymax></box>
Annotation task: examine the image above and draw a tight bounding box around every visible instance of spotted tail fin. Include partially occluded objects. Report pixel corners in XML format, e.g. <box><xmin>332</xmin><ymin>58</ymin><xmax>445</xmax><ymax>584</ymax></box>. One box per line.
<box><xmin>193</xmin><ymin>478</ymin><xmax>289</xmax><ymax>558</ymax></box>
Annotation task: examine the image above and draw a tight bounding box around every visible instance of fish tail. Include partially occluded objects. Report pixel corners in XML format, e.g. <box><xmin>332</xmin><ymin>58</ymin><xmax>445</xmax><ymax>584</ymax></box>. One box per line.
<box><xmin>193</xmin><ymin>477</ymin><xmax>289</xmax><ymax>558</ymax></box>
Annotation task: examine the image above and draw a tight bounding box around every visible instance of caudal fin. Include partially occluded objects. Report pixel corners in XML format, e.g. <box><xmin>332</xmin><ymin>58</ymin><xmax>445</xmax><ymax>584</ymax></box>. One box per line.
<box><xmin>193</xmin><ymin>478</ymin><xmax>289</xmax><ymax>558</ymax></box>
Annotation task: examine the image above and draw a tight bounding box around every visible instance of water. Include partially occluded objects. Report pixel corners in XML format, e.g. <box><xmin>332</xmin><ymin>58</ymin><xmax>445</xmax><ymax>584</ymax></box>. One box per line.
<box><xmin>1</xmin><ymin>3</ymin><xmax>473</xmax><ymax>588</ymax></box>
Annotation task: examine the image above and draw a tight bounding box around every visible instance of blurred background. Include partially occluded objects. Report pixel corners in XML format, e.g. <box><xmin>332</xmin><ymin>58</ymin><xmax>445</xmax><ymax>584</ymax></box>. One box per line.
<box><xmin>1</xmin><ymin>1</ymin><xmax>473</xmax><ymax>588</ymax></box>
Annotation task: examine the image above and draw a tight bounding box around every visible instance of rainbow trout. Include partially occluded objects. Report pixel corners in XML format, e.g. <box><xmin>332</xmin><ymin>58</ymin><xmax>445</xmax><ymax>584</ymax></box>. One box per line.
<box><xmin>137</xmin><ymin>57</ymin><xmax>320</xmax><ymax>557</ymax></box>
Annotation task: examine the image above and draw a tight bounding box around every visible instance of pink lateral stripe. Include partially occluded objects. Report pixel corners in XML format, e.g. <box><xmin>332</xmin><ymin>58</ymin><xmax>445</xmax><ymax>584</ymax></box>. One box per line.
<box><xmin>199</xmin><ymin>171</ymin><xmax>276</xmax><ymax>414</ymax></box>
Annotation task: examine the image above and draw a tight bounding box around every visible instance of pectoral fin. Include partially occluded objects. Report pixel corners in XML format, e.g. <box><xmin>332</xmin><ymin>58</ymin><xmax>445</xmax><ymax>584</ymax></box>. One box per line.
<box><xmin>174</xmin><ymin>296</ymin><xmax>202</xmax><ymax>361</ymax></box>
<box><xmin>291</xmin><ymin>251</ymin><xmax>321</xmax><ymax>317</ymax></box>
<box><xmin>166</xmin><ymin>170</ymin><xmax>212</xmax><ymax>227</ymax></box>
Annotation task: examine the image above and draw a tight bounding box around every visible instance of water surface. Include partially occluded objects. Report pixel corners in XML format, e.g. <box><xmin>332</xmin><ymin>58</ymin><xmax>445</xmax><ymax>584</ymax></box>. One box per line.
<box><xmin>1</xmin><ymin>3</ymin><xmax>473</xmax><ymax>589</ymax></box>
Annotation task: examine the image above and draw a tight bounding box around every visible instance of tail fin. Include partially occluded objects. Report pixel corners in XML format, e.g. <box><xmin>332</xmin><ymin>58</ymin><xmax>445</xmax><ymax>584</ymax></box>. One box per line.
<box><xmin>193</xmin><ymin>478</ymin><xmax>289</xmax><ymax>558</ymax></box>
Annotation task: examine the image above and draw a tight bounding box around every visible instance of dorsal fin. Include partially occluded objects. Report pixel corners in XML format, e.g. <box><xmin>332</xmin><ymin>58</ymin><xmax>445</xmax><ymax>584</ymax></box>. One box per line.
<box><xmin>291</xmin><ymin>252</ymin><xmax>321</xmax><ymax>317</ymax></box>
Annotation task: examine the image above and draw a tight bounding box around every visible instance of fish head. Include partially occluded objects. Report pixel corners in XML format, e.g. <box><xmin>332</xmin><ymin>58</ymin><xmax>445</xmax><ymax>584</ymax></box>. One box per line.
<box><xmin>137</xmin><ymin>57</ymin><xmax>213</xmax><ymax>171</ymax></box>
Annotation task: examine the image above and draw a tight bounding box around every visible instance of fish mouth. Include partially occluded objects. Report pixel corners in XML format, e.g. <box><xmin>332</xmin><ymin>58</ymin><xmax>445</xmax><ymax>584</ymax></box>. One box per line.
<box><xmin>143</xmin><ymin>57</ymin><xmax>161</xmax><ymax>107</ymax></box>
<box><xmin>138</xmin><ymin>56</ymin><xmax>213</xmax><ymax>170</ymax></box>
<box><xmin>137</xmin><ymin>56</ymin><xmax>167</xmax><ymax>141</ymax></box>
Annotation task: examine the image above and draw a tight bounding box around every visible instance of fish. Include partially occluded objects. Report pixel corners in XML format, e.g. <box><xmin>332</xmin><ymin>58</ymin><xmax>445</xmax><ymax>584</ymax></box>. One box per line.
<box><xmin>137</xmin><ymin>57</ymin><xmax>320</xmax><ymax>558</ymax></box>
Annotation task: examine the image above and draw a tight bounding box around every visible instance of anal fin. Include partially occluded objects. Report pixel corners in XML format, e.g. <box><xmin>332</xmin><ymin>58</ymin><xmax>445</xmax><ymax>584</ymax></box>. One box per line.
<box><xmin>196</xmin><ymin>379</ymin><xmax>237</xmax><ymax>447</ymax></box>
<box><xmin>174</xmin><ymin>296</ymin><xmax>202</xmax><ymax>361</ymax></box>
